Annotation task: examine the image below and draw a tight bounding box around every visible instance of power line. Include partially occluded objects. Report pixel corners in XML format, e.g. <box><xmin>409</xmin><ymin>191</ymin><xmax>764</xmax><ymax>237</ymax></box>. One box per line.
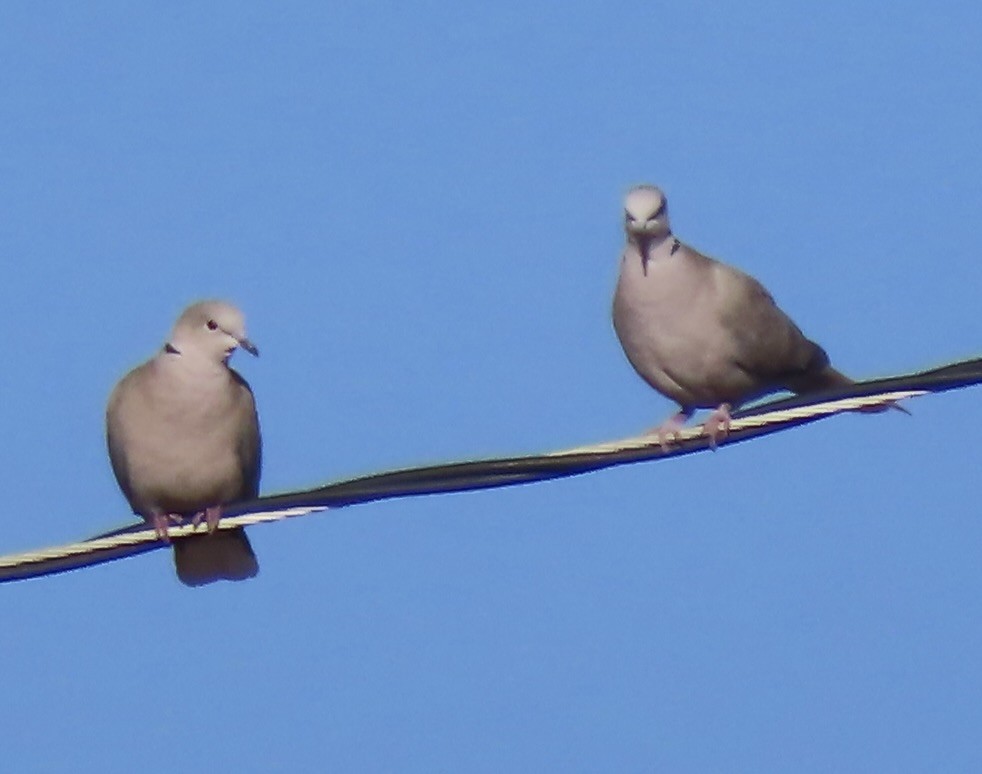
<box><xmin>2</xmin><ymin>357</ymin><xmax>979</xmax><ymax>583</ymax></box>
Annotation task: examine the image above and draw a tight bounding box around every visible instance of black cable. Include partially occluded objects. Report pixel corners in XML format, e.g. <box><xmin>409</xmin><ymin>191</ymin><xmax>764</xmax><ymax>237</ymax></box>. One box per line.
<box><xmin>4</xmin><ymin>356</ymin><xmax>979</xmax><ymax>583</ymax></box>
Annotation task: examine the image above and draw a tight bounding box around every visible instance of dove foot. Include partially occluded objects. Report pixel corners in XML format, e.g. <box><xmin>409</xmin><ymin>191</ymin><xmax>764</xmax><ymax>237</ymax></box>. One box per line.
<box><xmin>702</xmin><ymin>403</ymin><xmax>732</xmax><ymax>450</ymax></box>
<box><xmin>192</xmin><ymin>505</ymin><xmax>224</xmax><ymax>534</ymax></box>
<box><xmin>645</xmin><ymin>409</ymin><xmax>693</xmax><ymax>452</ymax></box>
<box><xmin>149</xmin><ymin>511</ymin><xmax>184</xmax><ymax>543</ymax></box>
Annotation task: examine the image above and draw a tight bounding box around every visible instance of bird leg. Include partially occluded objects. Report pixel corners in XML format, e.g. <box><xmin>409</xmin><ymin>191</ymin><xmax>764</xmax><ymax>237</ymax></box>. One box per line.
<box><xmin>646</xmin><ymin>408</ymin><xmax>693</xmax><ymax>452</ymax></box>
<box><xmin>191</xmin><ymin>505</ymin><xmax>224</xmax><ymax>534</ymax></box>
<box><xmin>701</xmin><ymin>403</ymin><xmax>732</xmax><ymax>450</ymax></box>
<box><xmin>148</xmin><ymin>510</ymin><xmax>184</xmax><ymax>543</ymax></box>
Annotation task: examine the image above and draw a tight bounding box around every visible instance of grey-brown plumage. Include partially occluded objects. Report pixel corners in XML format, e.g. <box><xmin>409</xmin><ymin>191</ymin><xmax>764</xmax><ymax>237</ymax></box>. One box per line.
<box><xmin>612</xmin><ymin>185</ymin><xmax>859</xmax><ymax>442</ymax></box>
<box><xmin>107</xmin><ymin>300</ymin><xmax>262</xmax><ymax>586</ymax></box>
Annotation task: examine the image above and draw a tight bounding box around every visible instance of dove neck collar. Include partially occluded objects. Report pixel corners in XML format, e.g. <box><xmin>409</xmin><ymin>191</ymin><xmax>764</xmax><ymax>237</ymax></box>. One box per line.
<box><xmin>159</xmin><ymin>349</ymin><xmax>236</xmax><ymax>387</ymax></box>
<box><xmin>162</xmin><ymin>342</ymin><xmax>232</xmax><ymax>372</ymax></box>
<box><xmin>635</xmin><ymin>231</ymin><xmax>676</xmax><ymax>269</ymax></box>
<box><xmin>633</xmin><ymin>229</ymin><xmax>672</xmax><ymax>250</ymax></box>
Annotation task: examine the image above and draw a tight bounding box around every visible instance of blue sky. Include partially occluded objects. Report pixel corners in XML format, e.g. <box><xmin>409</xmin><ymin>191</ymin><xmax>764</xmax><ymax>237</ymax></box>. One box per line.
<box><xmin>2</xmin><ymin>2</ymin><xmax>980</xmax><ymax>771</ymax></box>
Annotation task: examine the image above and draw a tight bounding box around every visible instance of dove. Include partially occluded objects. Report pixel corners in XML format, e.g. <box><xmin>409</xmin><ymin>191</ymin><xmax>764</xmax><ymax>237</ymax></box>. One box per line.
<box><xmin>612</xmin><ymin>184</ymin><xmax>887</xmax><ymax>448</ymax></box>
<box><xmin>106</xmin><ymin>300</ymin><xmax>262</xmax><ymax>586</ymax></box>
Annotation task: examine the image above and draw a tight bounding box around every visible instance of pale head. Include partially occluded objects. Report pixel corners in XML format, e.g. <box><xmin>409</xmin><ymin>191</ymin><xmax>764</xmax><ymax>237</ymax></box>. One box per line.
<box><xmin>166</xmin><ymin>300</ymin><xmax>258</xmax><ymax>363</ymax></box>
<box><xmin>623</xmin><ymin>185</ymin><xmax>671</xmax><ymax>244</ymax></box>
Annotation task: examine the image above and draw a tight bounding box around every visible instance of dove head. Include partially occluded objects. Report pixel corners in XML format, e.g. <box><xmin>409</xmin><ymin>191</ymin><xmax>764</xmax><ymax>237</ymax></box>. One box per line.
<box><xmin>166</xmin><ymin>300</ymin><xmax>258</xmax><ymax>363</ymax></box>
<box><xmin>624</xmin><ymin>185</ymin><xmax>671</xmax><ymax>245</ymax></box>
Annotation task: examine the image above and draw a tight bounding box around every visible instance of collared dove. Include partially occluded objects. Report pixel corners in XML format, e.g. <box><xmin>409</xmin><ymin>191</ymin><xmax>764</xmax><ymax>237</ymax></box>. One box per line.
<box><xmin>106</xmin><ymin>300</ymin><xmax>262</xmax><ymax>586</ymax></box>
<box><xmin>612</xmin><ymin>184</ymin><xmax>889</xmax><ymax>447</ymax></box>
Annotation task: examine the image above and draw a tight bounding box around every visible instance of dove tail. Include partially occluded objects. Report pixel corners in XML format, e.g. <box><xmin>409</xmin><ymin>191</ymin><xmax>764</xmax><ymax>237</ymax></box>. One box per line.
<box><xmin>786</xmin><ymin>363</ymin><xmax>854</xmax><ymax>395</ymax></box>
<box><xmin>172</xmin><ymin>528</ymin><xmax>259</xmax><ymax>587</ymax></box>
<box><xmin>788</xmin><ymin>365</ymin><xmax>910</xmax><ymax>415</ymax></box>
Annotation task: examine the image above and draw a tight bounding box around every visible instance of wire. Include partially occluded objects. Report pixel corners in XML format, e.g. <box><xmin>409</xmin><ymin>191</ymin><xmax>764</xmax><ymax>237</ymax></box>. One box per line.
<box><xmin>2</xmin><ymin>357</ymin><xmax>979</xmax><ymax>583</ymax></box>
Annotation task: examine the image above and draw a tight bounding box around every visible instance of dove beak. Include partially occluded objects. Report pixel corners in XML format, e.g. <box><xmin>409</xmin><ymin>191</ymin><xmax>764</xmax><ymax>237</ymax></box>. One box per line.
<box><xmin>238</xmin><ymin>338</ymin><xmax>259</xmax><ymax>357</ymax></box>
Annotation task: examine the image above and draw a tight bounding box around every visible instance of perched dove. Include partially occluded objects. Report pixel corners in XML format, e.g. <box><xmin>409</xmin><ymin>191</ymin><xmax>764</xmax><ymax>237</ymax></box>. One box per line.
<box><xmin>612</xmin><ymin>184</ymin><xmax>884</xmax><ymax>447</ymax></box>
<box><xmin>106</xmin><ymin>300</ymin><xmax>262</xmax><ymax>586</ymax></box>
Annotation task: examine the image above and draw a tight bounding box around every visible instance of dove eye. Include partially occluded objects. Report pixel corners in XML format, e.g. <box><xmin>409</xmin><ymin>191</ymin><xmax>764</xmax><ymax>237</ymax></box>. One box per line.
<box><xmin>206</xmin><ymin>320</ymin><xmax>218</xmax><ymax>331</ymax></box>
<box><xmin>624</xmin><ymin>211</ymin><xmax>636</xmax><ymax>222</ymax></box>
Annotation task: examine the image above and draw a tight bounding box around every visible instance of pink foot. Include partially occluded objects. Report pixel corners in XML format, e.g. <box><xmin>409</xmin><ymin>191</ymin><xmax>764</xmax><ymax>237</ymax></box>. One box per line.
<box><xmin>149</xmin><ymin>511</ymin><xmax>184</xmax><ymax>543</ymax></box>
<box><xmin>192</xmin><ymin>505</ymin><xmax>224</xmax><ymax>534</ymax></box>
<box><xmin>645</xmin><ymin>409</ymin><xmax>693</xmax><ymax>452</ymax></box>
<box><xmin>702</xmin><ymin>403</ymin><xmax>732</xmax><ymax>450</ymax></box>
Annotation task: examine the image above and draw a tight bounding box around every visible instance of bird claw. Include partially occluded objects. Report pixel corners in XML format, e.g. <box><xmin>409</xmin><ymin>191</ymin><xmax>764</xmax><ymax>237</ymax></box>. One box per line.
<box><xmin>149</xmin><ymin>512</ymin><xmax>185</xmax><ymax>543</ymax></box>
<box><xmin>701</xmin><ymin>403</ymin><xmax>732</xmax><ymax>450</ymax></box>
<box><xmin>645</xmin><ymin>410</ymin><xmax>692</xmax><ymax>452</ymax></box>
<box><xmin>192</xmin><ymin>505</ymin><xmax>224</xmax><ymax>534</ymax></box>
